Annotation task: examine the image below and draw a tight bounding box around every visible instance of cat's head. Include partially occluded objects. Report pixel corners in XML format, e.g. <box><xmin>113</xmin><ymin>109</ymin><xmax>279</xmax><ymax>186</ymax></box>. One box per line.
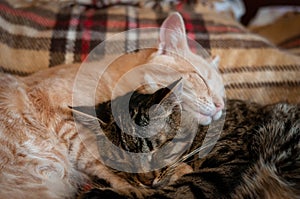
<box><xmin>71</xmin><ymin>78</ymin><xmax>190</xmax><ymax>152</ymax></box>
<box><xmin>144</xmin><ymin>12</ymin><xmax>225</xmax><ymax>125</ymax></box>
<box><xmin>72</xmin><ymin>79</ymin><xmax>200</xmax><ymax>175</ymax></box>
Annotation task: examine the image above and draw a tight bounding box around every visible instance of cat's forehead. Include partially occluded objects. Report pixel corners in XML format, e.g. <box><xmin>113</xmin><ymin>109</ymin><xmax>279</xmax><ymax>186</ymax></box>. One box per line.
<box><xmin>148</xmin><ymin>53</ymin><xmax>177</xmax><ymax>65</ymax></box>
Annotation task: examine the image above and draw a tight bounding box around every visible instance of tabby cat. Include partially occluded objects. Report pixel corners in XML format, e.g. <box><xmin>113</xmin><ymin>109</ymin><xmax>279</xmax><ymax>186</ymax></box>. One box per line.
<box><xmin>78</xmin><ymin>79</ymin><xmax>300</xmax><ymax>199</ymax></box>
<box><xmin>0</xmin><ymin>13</ymin><xmax>224</xmax><ymax>199</ymax></box>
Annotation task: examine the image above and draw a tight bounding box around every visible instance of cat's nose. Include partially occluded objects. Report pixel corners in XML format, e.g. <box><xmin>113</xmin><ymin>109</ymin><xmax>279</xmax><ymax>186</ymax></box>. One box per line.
<box><xmin>212</xmin><ymin>102</ymin><xmax>224</xmax><ymax>121</ymax></box>
<box><xmin>214</xmin><ymin>101</ymin><xmax>224</xmax><ymax>111</ymax></box>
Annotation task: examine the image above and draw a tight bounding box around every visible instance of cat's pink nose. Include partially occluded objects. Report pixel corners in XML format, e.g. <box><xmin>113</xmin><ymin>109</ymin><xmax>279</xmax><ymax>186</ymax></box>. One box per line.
<box><xmin>214</xmin><ymin>102</ymin><xmax>224</xmax><ymax>110</ymax></box>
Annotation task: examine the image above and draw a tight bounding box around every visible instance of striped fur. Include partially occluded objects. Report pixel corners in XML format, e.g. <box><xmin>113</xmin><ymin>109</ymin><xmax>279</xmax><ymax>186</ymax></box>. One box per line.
<box><xmin>0</xmin><ymin>73</ymin><xmax>138</xmax><ymax>199</ymax></box>
<box><xmin>79</xmin><ymin>99</ymin><xmax>299</xmax><ymax>199</ymax></box>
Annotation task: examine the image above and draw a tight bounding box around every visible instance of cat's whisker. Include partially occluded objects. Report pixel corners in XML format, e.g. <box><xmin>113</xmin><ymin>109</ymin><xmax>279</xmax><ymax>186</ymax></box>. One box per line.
<box><xmin>176</xmin><ymin>142</ymin><xmax>216</xmax><ymax>165</ymax></box>
<box><xmin>68</xmin><ymin>105</ymin><xmax>107</xmax><ymax>125</ymax></box>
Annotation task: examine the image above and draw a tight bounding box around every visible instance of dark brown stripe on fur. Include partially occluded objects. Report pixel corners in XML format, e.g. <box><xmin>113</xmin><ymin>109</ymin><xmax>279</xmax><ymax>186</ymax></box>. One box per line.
<box><xmin>69</xmin><ymin>132</ymin><xmax>79</xmax><ymax>141</ymax></box>
<box><xmin>75</xmin><ymin>143</ymin><xmax>85</xmax><ymax>162</ymax></box>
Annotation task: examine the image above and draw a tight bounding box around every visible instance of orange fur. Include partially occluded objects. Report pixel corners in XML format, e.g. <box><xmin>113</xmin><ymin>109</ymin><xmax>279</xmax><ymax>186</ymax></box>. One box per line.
<box><xmin>0</xmin><ymin>13</ymin><xmax>224</xmax><ymax>198</ymax></box>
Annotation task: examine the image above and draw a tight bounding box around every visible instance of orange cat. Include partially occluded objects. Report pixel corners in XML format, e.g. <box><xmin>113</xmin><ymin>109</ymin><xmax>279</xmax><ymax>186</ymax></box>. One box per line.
<box><xmin>0</xmin><ymin>13</ymin><xmax>224</xmax><ymax>198</ymax></box>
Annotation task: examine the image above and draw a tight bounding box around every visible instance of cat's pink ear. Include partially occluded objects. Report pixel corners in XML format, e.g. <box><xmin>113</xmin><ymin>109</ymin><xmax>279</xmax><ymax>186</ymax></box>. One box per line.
<box><xmin>158</xmin><ymin>12</ymin><xmax>189</xmax><ymax>54</ymax></box>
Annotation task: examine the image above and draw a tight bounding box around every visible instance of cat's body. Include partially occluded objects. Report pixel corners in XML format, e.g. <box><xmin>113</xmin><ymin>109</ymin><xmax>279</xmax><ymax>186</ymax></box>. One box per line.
<box><xmin>152</xmin><ymin>100</ymin><xmax>300</xmax><ymax>199</ymax></box>
<box><xmin>79</xmin><ymin>98</ymin><xmax>299</xmax><ymax>199</ymax></box>
<box><xmin>0</xmin><ymin>13</ymin><xmax>225</xmax><ymax>198</ymax></box>
<box><xmin>0</xmin><ymin>72</ymin><xmax>136</xmax><ymax>199</ymax></box>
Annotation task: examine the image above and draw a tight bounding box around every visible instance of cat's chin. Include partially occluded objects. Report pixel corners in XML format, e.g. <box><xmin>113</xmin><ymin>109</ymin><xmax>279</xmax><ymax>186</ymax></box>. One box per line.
<box><xmin>197</xmin><ymin>110</ymin><xmax>222</xmax><ymax>125</ymax></box>
<box><xmin>182</xmin><ymin>104</ymin><xmax>223</xmax><ymax>125</ymax></box>
<box><xmin>197</xmin><ymin>115</ymin><xmax>212</xmax><ymax>125</ymax></box>
<box><xmin>213</xmin><ymin>110</ymin><xmax>223</xmax><ymax>121</ymax></box>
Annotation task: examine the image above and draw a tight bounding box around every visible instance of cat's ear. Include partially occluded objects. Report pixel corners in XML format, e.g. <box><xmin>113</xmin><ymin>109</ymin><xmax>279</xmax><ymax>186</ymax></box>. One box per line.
<box><xmin>69</xmin><ymin>105</ymin><xmax>106</xmax><ymax>129</ymax></box>
<box><xmin>158</xmin><ymin>12</ymin><xmax>189</xmax><ymax>55</ymax></box>
<box><xmin>153</xmin><ymin>78</ymin><xmax>183</xmax><ymax>106</ymax></box>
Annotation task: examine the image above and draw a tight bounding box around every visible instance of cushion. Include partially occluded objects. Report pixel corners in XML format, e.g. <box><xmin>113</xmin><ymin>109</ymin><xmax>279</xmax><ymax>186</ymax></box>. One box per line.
<box><xmin>0</xmin><ymin>0</ymin><xmax>299</xmax><ymax>105</ymax></box>
<box><xmin>250</xmin><ymin>12</ymin><xmax>300</xmax><ymax>56</ymax></box>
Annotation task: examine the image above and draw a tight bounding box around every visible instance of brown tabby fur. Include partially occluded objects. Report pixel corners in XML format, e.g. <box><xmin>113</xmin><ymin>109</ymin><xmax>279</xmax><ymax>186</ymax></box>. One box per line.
<box><xmin>79</xmin><ymin>97</ymin><xmax>299</xmax><ymax>199</ymax></box>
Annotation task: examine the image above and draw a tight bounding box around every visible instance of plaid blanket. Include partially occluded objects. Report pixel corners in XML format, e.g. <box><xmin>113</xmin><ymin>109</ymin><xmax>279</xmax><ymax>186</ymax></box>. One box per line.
<box><xmin>0</xmin><ymin>0</ymin><xmax>299</xmax><ymax>104</ymax></box>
